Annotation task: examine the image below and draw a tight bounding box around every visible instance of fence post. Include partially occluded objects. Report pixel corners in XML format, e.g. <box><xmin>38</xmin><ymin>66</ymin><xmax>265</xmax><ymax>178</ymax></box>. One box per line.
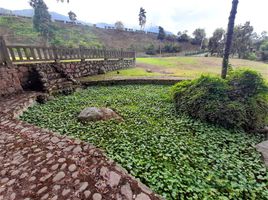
<box><xmin>120</xmin><ymin>48</ymin><xmax>123</xmax><ymax>60</ymax></box>
<box><xmin>52</xmin><ymin>46</ymin><xmax>59</xmax><ymax>63</ymax></box>
<box><xmin>80</xmin><ymin>46</ymin><xmax>85</xmax><ymax>62</ymax></box>
<box><xmin>0</xmin><ymin>36</ymin><xmax>12</xmax><ymax>66</ymax></box>
<box><xmin>104</xmin><ymin>48</ymin><xmax>108</xmax><ymax>61</ymax></box>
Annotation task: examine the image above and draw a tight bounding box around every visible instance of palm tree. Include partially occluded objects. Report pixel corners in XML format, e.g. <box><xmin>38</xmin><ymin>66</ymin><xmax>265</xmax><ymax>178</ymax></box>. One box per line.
<box><xmin>222</xmin><ymin>0</ymin><xmax>239</xmax><ymax>79</ymax></box>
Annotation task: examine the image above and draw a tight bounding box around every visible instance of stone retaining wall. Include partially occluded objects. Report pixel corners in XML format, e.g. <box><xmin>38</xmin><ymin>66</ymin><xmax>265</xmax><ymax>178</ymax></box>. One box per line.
<box><xmin>60</xmin><ymin>59</ymin><xmax>135</xmax><ymax>78</ymax></box>
<box><xmin>0</xmin><ymin>59</ymin><xmax>135</xmax><ymax>97</ymax></box>
<box><xmin>0</xmin><ymin>66</ymin><xmax>23</xmax><ymax>97</ymax></box>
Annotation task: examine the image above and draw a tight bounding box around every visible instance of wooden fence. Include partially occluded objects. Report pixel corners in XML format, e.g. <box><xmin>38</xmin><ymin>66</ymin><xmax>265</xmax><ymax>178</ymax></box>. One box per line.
<box><xmin>0</xmin><ymin>37</ymin><xmax>135</xmax><ymax>66</ymax></box>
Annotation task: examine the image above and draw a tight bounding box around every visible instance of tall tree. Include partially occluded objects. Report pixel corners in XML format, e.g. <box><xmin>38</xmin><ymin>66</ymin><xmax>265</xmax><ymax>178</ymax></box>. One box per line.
<box><xmin>157</xmin><ymin>26</ymin><xmax>165</xmax><ymax>55</ymax></box>
<box><xmin>30</xmin><ymin>0</ymin><xmax>52</xmax><ymax>41</ymax></box>
<box><xmin>68</xmin><ymin>11</ymin><xmax>77</xmax><ymax>23</ymax></box>
<box><xmin>222</xmin><ymin>0</ymin><xmax>239</xmax><ymax>79</ymax></box>
<box><xmin>231</xmin><ymin>22</ymin><xmax>254</xmax><ymax>58</ymax></box>
<box><xmin>208</xmin><ymin>28</ymin><xmax>225</xmax><ymax>56</ymax></box>
<box><xmin>192</xmin><ymin>28</ymin><xmax>206</xmax><ymax>47</ymax></box>
<box><xmin>157</xmin><ymin>26</ymin><xmax>165</xmax><ymax>41</ymax></box>
<box><xmin>138</xmin><ymin>7</ymin><xmax>146</xmax><ymax>30</ymax></box>
<box><xmin>177</xmin><ymin>30</ymin><xmax>190</xmax><ymax>43</ymax></box>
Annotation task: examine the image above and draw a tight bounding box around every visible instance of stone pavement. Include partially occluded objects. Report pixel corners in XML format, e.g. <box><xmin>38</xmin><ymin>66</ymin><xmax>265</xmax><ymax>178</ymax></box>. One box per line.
<box><xmin>0</xmin><ymin>92</ymin><xmax>162</xmax><ymax>200</ymax></box>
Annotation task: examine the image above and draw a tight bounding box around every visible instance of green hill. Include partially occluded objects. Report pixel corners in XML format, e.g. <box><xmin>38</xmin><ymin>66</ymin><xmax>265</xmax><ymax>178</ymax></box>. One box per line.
<box><xmin>0</xmin><ymin>15</ymin><xmax>198</xmax><ymax>53</ymax></box>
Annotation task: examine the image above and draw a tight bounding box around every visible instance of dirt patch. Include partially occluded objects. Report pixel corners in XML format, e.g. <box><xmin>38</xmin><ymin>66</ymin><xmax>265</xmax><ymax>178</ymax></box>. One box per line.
<box><xmin>137</xmin><ymin>63</ymin><xmax>174</xmax><ymax>74</ymax></box>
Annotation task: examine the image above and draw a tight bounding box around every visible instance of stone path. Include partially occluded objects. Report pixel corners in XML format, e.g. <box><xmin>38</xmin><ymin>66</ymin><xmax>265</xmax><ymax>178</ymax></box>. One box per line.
<box><xmin>0</xmin><ymin>93</ymin><xmax>162</xmax><ymax>200</ymax></box>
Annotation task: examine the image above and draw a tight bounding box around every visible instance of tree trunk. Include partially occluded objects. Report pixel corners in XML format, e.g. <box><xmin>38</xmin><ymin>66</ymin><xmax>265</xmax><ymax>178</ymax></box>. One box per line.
<box><xmin>222</xmin><ymin>0</ymin><xmax>239</xmax><ymax>79</ymax></box>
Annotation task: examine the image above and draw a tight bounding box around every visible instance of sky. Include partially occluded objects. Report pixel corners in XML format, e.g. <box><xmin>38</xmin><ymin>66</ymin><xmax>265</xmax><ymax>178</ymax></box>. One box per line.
<box><xmin>1</xmin><ymin>0</ymin><xmax>268</xmax><ymax>36</ymax></box>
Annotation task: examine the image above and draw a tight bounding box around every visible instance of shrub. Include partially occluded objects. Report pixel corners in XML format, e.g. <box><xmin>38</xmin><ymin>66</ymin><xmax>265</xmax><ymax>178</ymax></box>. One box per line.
<box><xmin>145</xmin><ymin>44</ymin><xmax>157</xmax><ymax>55</ymax></box>
<box><xmin>243</xmin><ymin>52</ymin><xmax>257</xmax><ymax>61</ymax></box>
<box><xmin>162</xmin><ymin>44</ymin><xmax>181</xmax><ymax>53</ymax></box>
<box><xmin>172</xmin><ymin>69</ymin><xmax>268</xmax><ymax>131</ymax></box>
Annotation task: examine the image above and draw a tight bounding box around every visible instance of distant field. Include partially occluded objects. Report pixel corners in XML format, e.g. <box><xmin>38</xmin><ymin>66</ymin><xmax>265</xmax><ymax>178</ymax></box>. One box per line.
<box><xmin>82</xmin><ymin>57</ymin><xmax>268</xmax><ymax>81</ymax></box>
<box><xmin>137</xmin><ymin>57</ymin><xmax>268</xmax><ymax>79</ymax></box>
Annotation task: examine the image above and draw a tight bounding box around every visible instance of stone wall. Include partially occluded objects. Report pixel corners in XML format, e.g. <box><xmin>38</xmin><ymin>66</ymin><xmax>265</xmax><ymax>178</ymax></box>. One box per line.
<box><xmin>0</xmin><ymin>66</ymin><xmax>23</xmax><ymax>97</ymax></box>
<box><xmin>0</xmin><ymin>59</ymin><xmax>135</xmax><ymax>96</ymax></box>
<box><xmin>60</xmin><ymin>59</ymin><xmax>135</xmax><ymax>78</ymax></box>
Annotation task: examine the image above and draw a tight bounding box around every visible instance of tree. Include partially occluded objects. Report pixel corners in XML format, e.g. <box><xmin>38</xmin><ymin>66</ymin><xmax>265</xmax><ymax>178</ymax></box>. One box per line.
<box><xmin>192</xmin><ymin>28</ymin><xmax>206</xmax><ymax>47</ymax></box>
<box><xmin>157</xmin><ymin>26</ymin><xmax>165</xmax><ymax>41</ymax></box>
<box><xmin>208</xmin><ymin>28</ymin><xmax>225</xmax><ymax>56</ymax></box>
<box><xmin>157</xmin><ymin>26</ymin><xmax>165</xmax><ymax>55</ymax></box>
<box><xmin>222</xmin><ymin>0</ymin><xmax>239</xmax><ymax>79</ymax></box>
<box><xmin>138</xmin><ymin>7</ymin><xmax>146</xmax><ymax>30</ymax></box>
<box><xmin>29</xmin><ymin>0</ymin><xmax>52</xmax><ymax>41</ymax></box>
<box><xmin>166</xmin><ymin>35</ymin><xmax>177</xmax><ymax>44</ymax></box>
<box><xmin>68</xmin><ymin>11</ymin><xmax>77</xmax><ymax>23</ymax></box>
<box><xmin>114</xmin><ymin>21</ymin><xmax>124</xmax><ymax>30</ymax></box>
<box><xmin>177</xmin><ymin>30</ymin><xmax>190</xmax><ymax>43</ymax></box>
<box><xmin>231</xmin><ymin>21</ymin><xmax>254</xmax><ymax>58</ymax></box>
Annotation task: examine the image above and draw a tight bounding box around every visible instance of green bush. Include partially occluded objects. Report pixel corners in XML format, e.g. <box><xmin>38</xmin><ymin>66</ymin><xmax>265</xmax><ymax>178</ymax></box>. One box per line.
<box><xmin>172</xmin><ymin>69</ymin><xmax>268</xmax><ymax>131</ymax></box>
<box><xmin>145</xmin><ymin>44</ymin><xmax>157</xmax><ymax>55</ymax></box>
<box><xmin>243</xmin><ymin>52</ymin><xmax>257</xmax><ymax>61</ymax></box>
<box><xmin>162</xmin><ymin>44</ymin><xmax>181</xmax><ymax>53</ymax></box>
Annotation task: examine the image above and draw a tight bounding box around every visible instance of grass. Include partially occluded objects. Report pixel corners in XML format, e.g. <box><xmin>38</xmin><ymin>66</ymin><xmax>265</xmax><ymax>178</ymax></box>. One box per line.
<box><xmin>136</xmin><ymin>57</ymin><xmax>268</xmax><ymax>79</ymax></box>
<box><xmin>79</xmin><ymin>67</ymin><xmax>163</xmax><ymax>81</ymax></box>
<box><xmin>21</xmin><ymin>85</ymin><xmax>268</xmax><ymax>200</ymax></box>
<box><xmin>79</xmin><ymin>57</ymin><xmax>268</xmax><ymax>81</ymax></box>
<box><xmin>0</xmin><ymin>16</ymin><xmax>102</xmax><ymax>47</ymax></box>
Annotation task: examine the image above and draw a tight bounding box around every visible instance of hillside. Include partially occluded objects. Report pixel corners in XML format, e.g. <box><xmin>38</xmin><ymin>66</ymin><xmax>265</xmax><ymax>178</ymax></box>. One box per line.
<box><xmin>0</xmin><ymin>15</ymin><xmax>198</xmax><ymax>52</ymax></box>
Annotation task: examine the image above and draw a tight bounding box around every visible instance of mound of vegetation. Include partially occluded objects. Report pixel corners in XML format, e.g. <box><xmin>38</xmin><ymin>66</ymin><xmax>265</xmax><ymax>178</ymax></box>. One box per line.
<box><xmin>21</xmin><ymin>85</ymin><xmax>268</xmax><ymax>199</ymax></box>
<box><xmin>172</xmin><ymin>69</ymin><xmax>268</xmax><ymax>131</ymax></box>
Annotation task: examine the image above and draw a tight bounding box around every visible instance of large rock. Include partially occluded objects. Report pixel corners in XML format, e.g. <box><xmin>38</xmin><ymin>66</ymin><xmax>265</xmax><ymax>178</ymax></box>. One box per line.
<box><xmin>78</xmin><ymin>107</ymin><xmax>123</xmax><ymax>122</ymax></box>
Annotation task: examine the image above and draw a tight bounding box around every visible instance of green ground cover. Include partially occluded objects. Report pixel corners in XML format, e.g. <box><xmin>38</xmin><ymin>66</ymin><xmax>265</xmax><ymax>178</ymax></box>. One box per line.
<box><xmin>21</xmin><ymin>85</ymin><xmax>268</xmax><ymax>200</ymax></box>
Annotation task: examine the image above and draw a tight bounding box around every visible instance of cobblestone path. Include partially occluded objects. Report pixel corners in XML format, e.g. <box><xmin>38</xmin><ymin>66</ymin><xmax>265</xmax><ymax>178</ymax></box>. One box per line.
<box><xmin>0</xmin><ymin>93</ymin><xmax>162</xmax><ymax>200</ymax></box>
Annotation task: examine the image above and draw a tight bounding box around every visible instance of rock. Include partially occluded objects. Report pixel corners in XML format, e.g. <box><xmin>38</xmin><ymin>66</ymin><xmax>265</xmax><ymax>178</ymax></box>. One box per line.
<box><xmin>68</xmin><ymin>164</ymin><xmax>77</xmax><ymax>172</ymax></box>
<box><xmin>53</xmin><ymin>171</ymin><xmax>65</xmax><ymax>182</ymax></box>
<box><xmin>135</xmin><ymin>193</ymin><xmax>151</xmax><ymax>200</ymax></box>
<box><xmin>146</xmin><ymin>69</ymin><xmax>152</xmax><ymax>73</ymax></box>
<box><xmin>120</xmin><ymin>183</ymin><xmax>133</xmax><ymax>200</ymax></box>
<box><xmin>98</xmin><ymin>67</ymin><xmax>106</xmax><ymax>74</ymax></box>
<box><xmin>78</xmin><ymin>107</ymin><xmax>123</xmax><ymax>123</ymax></box>
<box><xmin>92</xmin><ymin>193</ymin><xmax>102</xmax><ymax>200</ymax></box>
<box><xmin>108</xmin><ymin>171</ymin><xmax>121</xmax><ymax>187</ymax></box>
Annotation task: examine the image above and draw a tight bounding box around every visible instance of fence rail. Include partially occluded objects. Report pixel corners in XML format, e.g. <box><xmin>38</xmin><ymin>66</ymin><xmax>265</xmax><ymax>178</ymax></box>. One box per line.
<box><xmin>0</xmin><ymin>37</ymin><xmax>135</xmax><ymax>65</ymax></box>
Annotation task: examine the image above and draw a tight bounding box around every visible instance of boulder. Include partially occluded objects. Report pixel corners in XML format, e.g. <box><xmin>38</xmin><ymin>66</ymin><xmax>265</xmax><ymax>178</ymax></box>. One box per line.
<box><xmin>98</xmin><ymin>67</ymin><xmax>106</xmax><ymax>74</ymax></box>
<box><xmin>78</xmin><ymin>107</ymin><xmax>123</xmax><ymax>122</ymax></box>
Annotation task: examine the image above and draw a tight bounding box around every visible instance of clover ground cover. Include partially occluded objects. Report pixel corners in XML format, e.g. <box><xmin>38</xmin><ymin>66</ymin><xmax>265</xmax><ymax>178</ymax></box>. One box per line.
<box><xmin>21</xmin><ymin>85</ymin><xmax>268</xmax><ymax>199</ymax></box>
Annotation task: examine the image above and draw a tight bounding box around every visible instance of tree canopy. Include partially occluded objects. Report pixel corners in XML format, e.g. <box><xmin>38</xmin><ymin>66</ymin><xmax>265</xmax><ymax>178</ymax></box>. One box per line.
<box><xmin>208</xmin><ymin>28</ymin><xmax>225</xmax><ymax>56</ymax></box>
<box><xmin>138</xmin><ymin>7</ymin><xmax>146</xmax><ymax>30</ymax></box>
<box><xmin>114</xmin><ymin>21</ymin><xmax>124</xmax><ymax>30</ymax></box>
<box><xmin>68</xmin><ymin>11</ymin><xmax>77</xmax><ymax>22</ymax></box>
<box><xmin>157</xmin><ymin>26</ymin><xmax>166</xmax><ymax>41</ymax></box>
<box><xmin>192</xmin><ymin>28</ymin><xmax>206</xmax><ymax>46</ymax></box>
<box><xmin>29</xmin><ymin>0</ymin><xmax>52</xmax><ymax>39</ymax></box>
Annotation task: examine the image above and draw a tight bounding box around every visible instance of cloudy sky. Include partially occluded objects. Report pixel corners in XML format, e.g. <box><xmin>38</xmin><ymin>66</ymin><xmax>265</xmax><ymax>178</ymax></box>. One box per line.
<box><xmin>1</xmin><ymin>0</ymin><xmax>268</xmax><ymax>36</ymax></box>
